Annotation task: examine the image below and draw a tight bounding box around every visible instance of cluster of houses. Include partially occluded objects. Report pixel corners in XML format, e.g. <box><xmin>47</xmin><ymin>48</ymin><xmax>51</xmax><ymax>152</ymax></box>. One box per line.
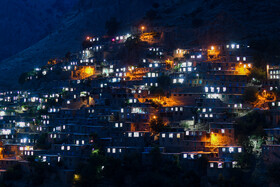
<box><xmin>0</xmin><ymin>26</ymin><xmax>279</xmax><ymax>183</ymax></box>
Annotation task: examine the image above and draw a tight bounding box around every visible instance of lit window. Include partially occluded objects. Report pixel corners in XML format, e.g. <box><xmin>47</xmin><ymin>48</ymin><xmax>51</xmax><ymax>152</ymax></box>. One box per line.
<box><xmin>238</xmin><ymin>148</ymin><xmax>242</xmax><ymax>153</ymax></box>
<box><xmin>169</xmin><ymin>133</ymin><xmax>173</xmax><ymax>138</ymax></box>
<box><xmin>107</xmin><ymin>148</ymin><xmax>110</xmax><ymax>153</ymax></box>
<box><xmin>61</xmin><ymin>146</ymin><xmax>64</xmax><ymax>150</ymax></box>
<box><xmin>162</xmin><ymin>133</ymin><xmax>166</xmax><ymax>138</ymax></box>
<box><xmin>128</xmin><ymin>133</ymin><xmax>132</xmax><ymax>137</ymax></box>
<box><xmin>177</xmin><ymin>133</ymin><xmax>180</xmax><ymax>138</ymax></box>
<box><xmin>134</xmin><ymin>132</ymin><xmax>139</xmax><ymax>137</ymax></box>
<box><xmin>232</xmin><ymin>161</ymin><xmax>238</xmax><ymax>168</ymax></box>
<box><xmin>229</xmin><ymin>147</ymin><xmax>234</xmax><ymax>153</ymax></box>
<box><xmin>183</xmin><ymin>154</ymin><xmax>187</xmax><ymax>158</ymax></box>
<box><xmin>112</xmin><ymin>148</ymin><xmax>116</xmax><ymax>153</ymax></box>
<box><xmin>210</xmin><ymin>163</ymin><xmax>214</xmax><ymax>168</ymax></box>
<box><xmin>221</xmin><ymin>129</ymin><xmax>225</xmax><ymax>133</ymax></box>
<box><xmin>67</xmin><ymin>146</ymin><xmax>70</xmax><ymax>151</ymax></box>
<box><xmin>178</xmin><ymin>79</ymin><xmax>184</xmax><ymax>83</ymax></box>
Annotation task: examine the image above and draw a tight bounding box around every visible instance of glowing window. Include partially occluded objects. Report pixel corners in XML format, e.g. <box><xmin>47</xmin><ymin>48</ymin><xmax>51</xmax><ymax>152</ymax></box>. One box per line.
<box><xmin>177</xmin><ymin>133</ymin><xmax>180</xmax><ymax>138</ymax></box>
<box><xmin>169</xmin><ymin>133</ymin><xmax>173</xmax><ymax>138</ymax></box>
<box><xmin>134</xmin><ymin>132</ymin><xmax>139</xmax><ymax>137</ymax></box>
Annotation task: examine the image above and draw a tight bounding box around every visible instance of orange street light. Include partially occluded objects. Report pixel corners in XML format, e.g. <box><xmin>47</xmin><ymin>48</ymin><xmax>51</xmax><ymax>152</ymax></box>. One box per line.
<box><xmin>141</xmin><ymin>26</ymin><xmax>145</xmax><ymax>33</ymax></box>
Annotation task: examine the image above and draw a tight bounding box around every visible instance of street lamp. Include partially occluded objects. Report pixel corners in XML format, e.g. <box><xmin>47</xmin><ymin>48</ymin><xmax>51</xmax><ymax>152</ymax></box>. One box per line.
<box><xmin>141</xmin><ymin>26</ymin><xmax>145</xmax><ymax>33</ymax></box>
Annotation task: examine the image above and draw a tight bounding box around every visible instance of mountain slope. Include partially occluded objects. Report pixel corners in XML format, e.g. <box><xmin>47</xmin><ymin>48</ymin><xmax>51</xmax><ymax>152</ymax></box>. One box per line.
<box><xmin>151</xmin><ymin>0</ymin><xmax>280</xmax><ymax>45</ymax></box>
<box><xmin>0</xmin><ymin>0</ymin><xmax>79</xmax><ymax>61</ymax></box>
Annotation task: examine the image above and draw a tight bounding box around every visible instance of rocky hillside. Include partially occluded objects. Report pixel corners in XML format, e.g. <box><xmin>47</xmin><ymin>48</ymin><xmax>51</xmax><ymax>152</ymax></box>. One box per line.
<box><xmin>0</xmin><ymin>0</ymin><xmax>79</xmax><ymax>61</ymax></box>
<box><xmin>145</xmin><ymin>0</ymin><xmax>280</xmax><ymax>46</ymax></box>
